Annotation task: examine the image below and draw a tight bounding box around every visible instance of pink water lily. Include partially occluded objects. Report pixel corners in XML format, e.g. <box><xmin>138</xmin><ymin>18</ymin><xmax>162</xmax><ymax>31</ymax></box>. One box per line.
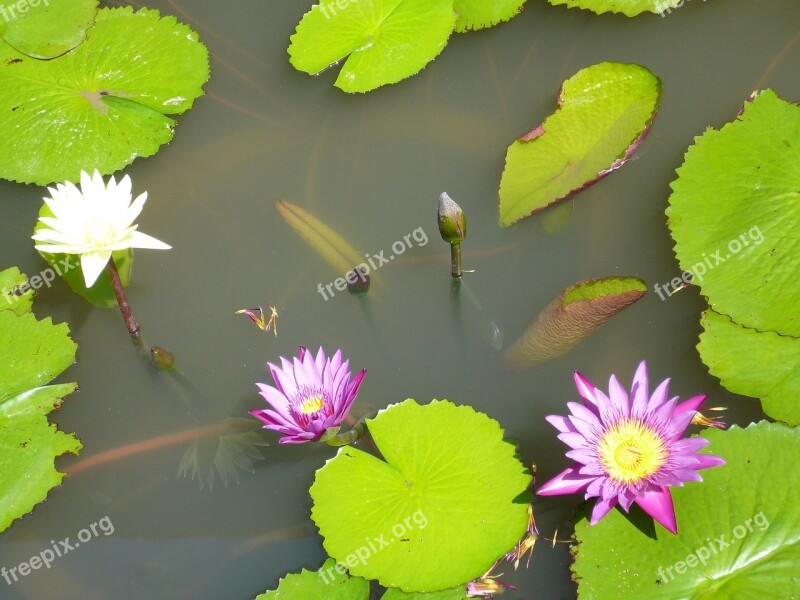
<box><xmin>537</xmin><ymin>361</ymin><xmax>725</xmax><ymax>534</ymax></box>
<box><xmin>250</xmin><ymin>346</ymin><xmax>365</xmax><ymax>444</ymax></box>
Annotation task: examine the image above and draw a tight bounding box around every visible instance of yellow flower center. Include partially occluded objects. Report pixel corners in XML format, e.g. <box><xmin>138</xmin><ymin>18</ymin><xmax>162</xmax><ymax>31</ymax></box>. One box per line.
<box><xmin>299</xmin><ymin>395</ymin><xmax>325</xmax><ymax>415</ymax></box>
<box><xmin>598</xmin><ymin>419</ymin><xmax>667</xmax><ymax>484</ymax></box>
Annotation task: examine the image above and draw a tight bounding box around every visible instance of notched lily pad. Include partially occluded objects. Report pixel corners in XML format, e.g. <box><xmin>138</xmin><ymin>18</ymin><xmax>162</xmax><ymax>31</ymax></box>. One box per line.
<box><xmin>547</xmin><ymin>0</ymin><xmax>685</xmax><ymax>17</ymax></box>
<box><xmin>288</xmin><ymin>0</ymin><xmax>456</xmax><ymax>93</ymax></box>
<box><xmin>0</xmin><ymin>6</ymin><xmax>210</xmax><ymax>185</ymax></box>
<box><xmin>498</xmin><ymin>62</ymin><xmax>661</xmax><ymax>227</ymax></box>
<box><xmin>504</xmin><ymin>276</ymin><xmax>647</xmax><ymax>368</ymax></box>
<box><xmin>255</xmin><ymin>558</ymin><xmax>369</xmax><ymax>599</ymax></box>
<box><xmin>453</xmin><ymin>0</ymin><xmax>527</xmax><ymax>32</ymax></box>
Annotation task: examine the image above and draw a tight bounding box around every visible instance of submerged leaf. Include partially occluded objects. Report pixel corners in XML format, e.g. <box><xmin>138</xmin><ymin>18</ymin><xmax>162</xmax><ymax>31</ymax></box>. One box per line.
<box><xmin>310</xmin><ymin>399</ymin><xmax>530</xmax><ymax>592</ymax></box>
<box><xmin>0</xmin><ymin>268</ymin><xmax>80</xmax><ymax>533</ymax></box>
<box><xmin>572</xmin><ymin>422</ymin><xmax>800</xmax><ymax>598</ymax></box>
<box><xmin>288</xmin><ymin>0</ymin><xmax>456</xmax><ymax>93</ymax></box>
<box><xmin>0</xmin><ymin>6</ymin><xmax>210</xmax><ymax>185</ymax></box>
<box><xmin>504</xmin><ymin>276</ymin><xmax>647</xmax><ymax>368</ymax></box>
<box><xmin>275</xmin><ymin>199</ymin><xmax>368</xmax><ymax>280</ymax></box>
<box><xmin>498</xmin><ymin>62</ymin><xmax>661</xmax><ymax>227</ymax></box>
<box><xmin>0</xmin><ymin>0</ymin><xmax>97</xmax><ymax>59</ymax></box>
<box><xmin>699</xmin><ymin>310</ymin><xmax>800</xmax><ymax>426</ymax></box>
<box><xmin>453</xmin><ymin>0</ymin><xmax>527</xmax><ymax>32</ymax></box>
<box><xmin>255</xmin><ymin>558</ymin><xmax>369</xmax><ymax>599</ymax></box>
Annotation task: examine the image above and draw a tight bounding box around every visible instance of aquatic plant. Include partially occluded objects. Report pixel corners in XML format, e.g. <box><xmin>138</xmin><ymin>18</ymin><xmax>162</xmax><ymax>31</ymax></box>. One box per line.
<box><xmin>250</xmin><ymin>346</ymin><xmax>366</xmax><ymax>444</ymax></box>
<box><xmin>537</xmin><ymin>361</ymin><xmax>725</xmax><ymax>534</ymax></box>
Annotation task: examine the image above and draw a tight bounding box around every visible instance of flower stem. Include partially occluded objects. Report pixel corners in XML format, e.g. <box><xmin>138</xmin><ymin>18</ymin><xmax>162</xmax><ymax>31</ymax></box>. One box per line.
<box><xmin>450</xmin><ymin>243</ymin><xmax>463</xmax><ymax>278</ymax></box>
<box><xmin>107</xmin><ymin>258</ymin><xmax>140</xmax><ymax>336</ymax></box>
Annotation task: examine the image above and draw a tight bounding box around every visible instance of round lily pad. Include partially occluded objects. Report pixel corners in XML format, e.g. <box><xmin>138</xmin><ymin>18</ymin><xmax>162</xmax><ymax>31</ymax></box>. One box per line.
<box><xmin>255</xmin><ymin>558</ymin><xmax>369</xmax><ymax>599</ymax></box>
<box><xmin>667</xmin><ymin>90</ymin><xmax>800</xmax><ymax>336</ymax></box>
<box><xmin>310</xmin><ymin>399</ymin><xmax>530</xmax><ymax>592</ymax></box>
<box><xmin>453</xmin><ymin>0</ymin><xmax>527</xmax><ymax>32</ymax></box>
<box><xmin>0</xmin><ymin>6</ymin><xmax>210</xmax><ymax>185</ymax></box>
<box><xmin>547</xmin><ymin>0</ymin><xmax>684</xmax><ymax>17</ymax></box>
<box><xmin>288</xmin><ymin>0</ymin><xmax>456</xmax><ymax>93</ymax></box>
<box><xmin>572</xmin><ymin>421</ymin><xmax>800</xmax><ymax>598</ymax></box>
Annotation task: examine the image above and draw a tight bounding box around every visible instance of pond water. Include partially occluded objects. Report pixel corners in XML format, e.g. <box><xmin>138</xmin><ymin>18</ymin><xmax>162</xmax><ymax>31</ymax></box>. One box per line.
<box><xmin>0</xmin><ymin>0</ymin><xmax>797</xmax><ymax>598</ymax></box>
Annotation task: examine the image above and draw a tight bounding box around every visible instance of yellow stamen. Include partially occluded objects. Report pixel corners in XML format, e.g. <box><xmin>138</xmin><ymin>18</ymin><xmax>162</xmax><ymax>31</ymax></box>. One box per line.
<box><xmin>299</xmin><ymin>395</ymin><xmax>325</xmax><ymax>415</ymax></box>
<box><xmin>598</xmin><ymin>419</ymin><xmax>667</xmax><ymax>484</ymax></box>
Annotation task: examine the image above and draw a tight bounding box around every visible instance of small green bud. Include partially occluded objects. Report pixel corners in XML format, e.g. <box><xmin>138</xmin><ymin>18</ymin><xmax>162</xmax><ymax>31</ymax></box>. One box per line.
<box><xmin>437</xmin><ymin>192</ymin><xmax>466</xmax><ymax>245</ymax></box>
<box><xmin>151</xmin><ymin>346</ymin><xmax>176</xmax><ymax>371</ymax></box>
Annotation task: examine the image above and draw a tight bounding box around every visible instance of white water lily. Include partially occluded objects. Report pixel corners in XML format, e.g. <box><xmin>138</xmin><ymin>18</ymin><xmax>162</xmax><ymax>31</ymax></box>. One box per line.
<box><xmin>32</xmin><ymin>170</ymin><xmax>171</xmax><ymax>287</ymax></box>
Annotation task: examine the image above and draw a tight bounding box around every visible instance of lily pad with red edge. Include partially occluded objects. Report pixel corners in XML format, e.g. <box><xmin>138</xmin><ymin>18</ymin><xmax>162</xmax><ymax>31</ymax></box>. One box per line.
<box><xmin>504</xmin><ymin>276</ymin><xmax>647</xmax><ymax>369</ymax></box>
<box><xmin>310</xmin><ymin>399</ymin><xmax>530</xmax><ymax>592</ymax></box>
<box><xmin>288</xmin><ymin>0</ymin><xmax>456</xmax><ymax>93</ymax></box>
<box><xmin>572</xmin><ymin>421</ymin><xmax>800</xmax><ymax>599</ymax></box>
<box><xmin>0</xmin><ymin>6</ymin><xmax>210</xmax><ymax>185</ymax></box>
<box><xmin>498</xmin><ymin>62</ymin><xmax>661</xmax><ymax>227</ymax></box>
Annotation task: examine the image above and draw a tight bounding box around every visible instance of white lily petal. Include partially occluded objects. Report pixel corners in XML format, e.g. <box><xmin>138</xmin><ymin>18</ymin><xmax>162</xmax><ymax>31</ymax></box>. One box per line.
<box><xmin>80</xmin><ymin>251</ymin><xmax>112</xmax><ymax>287</ymax></box>
<box><xmin>126</xmin><ymin>191</ymin><xmax>148</xmax><ymax>224</ymax></box>
<box><xmin>129</xmin><ymin>231</ymin><xmax>171</xmax><ymax>250</ymax></box>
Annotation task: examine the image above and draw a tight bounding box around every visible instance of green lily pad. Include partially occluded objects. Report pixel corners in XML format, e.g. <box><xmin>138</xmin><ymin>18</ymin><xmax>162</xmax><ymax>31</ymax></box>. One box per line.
<box><xmin>254</xmin><ymin>558</ymin><xmax>369</xmax><ymax>599</ymax></box>
<box><xmin>310</xmin><ymin>399</ymin><xmax>530</xmax><ymax>592</ymax></box>
<box><xmin>0</xmin><ymin>0</ymin><xmax>97</xmax><ymax>59</ymax></box>
<box><xmin>667</xmin><ymin>90</ymin><xmax>800</xmax><ymax>337</ymax></box>
<box><xmin>0</xmin><ymin>268</ymin><xmax>80</xmax><ymax>533</ymax></box>
<box><xmin>698</xmin><ymin>310</ymin><xmax>800</xmax><ymax>426</ymax></box>
<box><xmin>504</xmin><ymin>276</ymin><xmax>647</xmax><ymax>368</ymax></box>
<box><xmin>382</xmin><ymin>587</ymin><xmax>468</xmax><ymax>599</ymax></box>
<box><xmin>0</xmin><ymin>6</ymin><xmax>210</xmax><ymax>185</ymax></box>
<box><xmin>546</xmin><ymin>0</ymin><xmax>683</xmax><ymax>17</ymax></box>
<box><xmin>288</xmin><ymin>0</ymin><xmax>456</xmax><ymax>93</ymax></box>
<box><xmin>572</xmin><ymin>421</ymin><xmax>800</xmax><ymax>598</ymax></box>
<box><xmin>498</xmin><ymin>62</ymin><xmax>661</xmax><ymax>227</ymax></box>
<box><xmin>0</xmin><ymin>266</ymin><xmax>34</xmax><ymax>315</ymax></box>
<box><xmin>453</xmin><ymin>0</ymin><xmax>527</xmax><ymax>32</ymax></box>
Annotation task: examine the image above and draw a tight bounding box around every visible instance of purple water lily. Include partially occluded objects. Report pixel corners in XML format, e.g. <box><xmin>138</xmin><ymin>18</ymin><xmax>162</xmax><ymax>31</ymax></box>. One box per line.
<box><xmin>537</xmin><ymin>361</ymin><xmax>725</xmax><ymax>534</ymax></box>
<box><xmin>250</xmin><ymin>346</ymin><xmax>365</xmax><ymax>444</ymax></box>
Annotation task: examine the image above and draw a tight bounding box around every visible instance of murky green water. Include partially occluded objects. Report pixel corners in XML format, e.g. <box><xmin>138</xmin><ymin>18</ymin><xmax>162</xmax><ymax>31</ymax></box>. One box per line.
<box><xmin>1</xmin><ymin>0</ymin><xmax>797</xmax><ymax>598</ymax></box>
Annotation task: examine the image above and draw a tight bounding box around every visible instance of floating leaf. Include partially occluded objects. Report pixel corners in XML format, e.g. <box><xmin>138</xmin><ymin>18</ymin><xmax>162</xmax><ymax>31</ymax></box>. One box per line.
<box><xmin>0</xmin><ymin>268</ymin><xmax>80</xmax><ymax>533</ymax></box>
<box><xmin>0</xmin><ymin>266</ymin><xmax>33</xmax><ymax>316</ymax></box>
<box><xmin>310</xmin><ymin>399</ymin><xmax>530</xmax><ymax>592</ymax></box>
<box><xmin>254</xmin><ymin>558</ymin><xmax>369</xmax><ymax>599</ymax></box>
<box><xmin>382</xmin><ymin>587</ymin><xmax>468</xmax><ymax>599</ymax></box>
<box><xmin>504</xmin><ymin>276</ymin><xmax>647</xmax><ymax>369</ymax></box>
<box><xmin>275</xmin><ymin>199</ymin><xmax>368</xmax><ymax>280</ymax></box>
<box><xmin>0</xmin><ymin>6</ymin><xmax>210</xmax><ymax>185</ymax></box>
<box><xmin>667</xmin><ymin>90</ymin><xmax>800</xmax><ymax>336</ymax></box>
<box><xmin>546</xmin><ymin>0</ymin><xmax>683</xmax><ymax>17</ymax></box>
<box><xmin>498</xmin><ymin>62</ymin><xmax>661</xmax><ymax>227</ymax></box>
<box><xmin>0</xmin><ymin>0</ymin><xmax>97</xmax><ymax>59</ymax></box>
<box><xmin>698</xmin><ymin>310</ymin><xmax>800</xmax><ymax>426</ymax></box>
<box><xmin>453</xmin><ymin>0</ymin><xmax>527</xmax><ymax>32</ymax></box>
<box><xmin>572</xmin><ymin>421</ymin><xmax>800</xmax><ymax>598</ymax></box>
<box><xmin>288</xmin><ymin>0</ymin><xmax>456</xmax><ymax>93</ymax></box>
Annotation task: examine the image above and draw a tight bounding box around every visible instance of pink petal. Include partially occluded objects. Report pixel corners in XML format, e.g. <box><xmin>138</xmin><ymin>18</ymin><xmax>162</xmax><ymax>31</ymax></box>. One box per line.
<box><xmin>589</xmin><ymin>496</ymin><xmax>618</xmax><ymax>524</ymax></box>
<box><xmin>573</xmin><ymin>371</ymin><xmax>598</xmax><ymax>405</ymax></box>
<box><xmin>537</xmin><ymin>467</ymin><xmax>595</xmax><ymax>496</ymax></box>
<box><xmin>630</xmin><ymin>361</ymin><xmax>650</xmax><ymax>418</ymax></box>
<box><xmin>675</xmin><ymin>394</ymin><xmax>707</xmax><ymax>415</ymax></box>
<box><xmin>635</xmin><ymin>487</ymin><xmax>677</xmax><ymax>534</ymax></box>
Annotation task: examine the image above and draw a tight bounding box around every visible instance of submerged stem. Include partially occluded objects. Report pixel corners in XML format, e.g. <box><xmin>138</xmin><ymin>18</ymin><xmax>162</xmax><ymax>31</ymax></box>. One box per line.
<box><xmin>107</xmin><ymin>258</ymin><xmax>139</xmax><ymax>336</ymax></box>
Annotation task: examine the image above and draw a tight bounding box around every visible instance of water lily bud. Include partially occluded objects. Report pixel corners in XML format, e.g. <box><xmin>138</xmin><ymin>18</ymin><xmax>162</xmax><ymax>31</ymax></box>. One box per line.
<box><xmin>151</xmin><ymin>346</ymin><xmax>176</xmax><ymax>371</ymax></box>
<box><xmin>437</xmin><ymin>192</ymin><xmax>466</xmax><ymax>245</ymax></box>
<box><xmin>347</xmin><ymin>267</ymin><xmax>370</xmax><ymax>295</ymax></box>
